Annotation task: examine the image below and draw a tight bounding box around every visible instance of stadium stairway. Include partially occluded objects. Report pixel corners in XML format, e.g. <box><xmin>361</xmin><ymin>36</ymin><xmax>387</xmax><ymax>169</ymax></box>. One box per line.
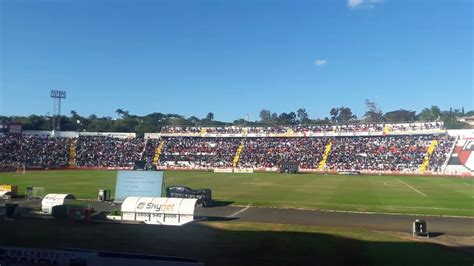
<box><xmin>418</xmin><ymin>139</ymin><xmax>438</xmax><ymax>174</ymax></box>
<box><xmin>152</xmin><ymin>141</ymin><xmax>165</xmax><ymax>166</ymax></box>
<box><xmin>68</xmin><ymin>139</ymin><xmax>77</xmax><ymax>167</ymax></box>
<box><xmin>318</xmin><ymin>142</ymin><xmax>332</xmax><ymax>170</ymax></box>
<box><xmin>233</xmin><ymin>141</ymin><xmax>245</xmax><ymax>168</ymax></box>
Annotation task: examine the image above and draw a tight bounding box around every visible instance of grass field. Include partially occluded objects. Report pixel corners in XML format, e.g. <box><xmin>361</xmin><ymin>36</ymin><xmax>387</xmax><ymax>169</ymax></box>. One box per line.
<box><xmin>1</xmin><ymin>170</ymin><xmax>473</xmax><ymax>217</ymax></box>
<box><xmin>0</xmin><ymin>219</ymin><xmax>472</xmax><ymax>266</ymax></box>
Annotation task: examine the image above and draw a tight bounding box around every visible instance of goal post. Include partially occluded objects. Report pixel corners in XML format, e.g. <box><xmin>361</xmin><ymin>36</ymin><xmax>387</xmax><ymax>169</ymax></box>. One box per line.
<box><xmin>16</xmin><ymin>163</ymin><xmax>26</xmax><ymax>174</ymax></box>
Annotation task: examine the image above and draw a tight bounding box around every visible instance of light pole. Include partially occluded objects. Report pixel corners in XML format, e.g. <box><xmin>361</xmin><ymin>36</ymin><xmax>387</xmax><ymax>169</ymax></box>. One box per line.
<box><xmin>50</xmin><ymin>90</ymin><xmax>66</xmax><ymax>131</ymax></box>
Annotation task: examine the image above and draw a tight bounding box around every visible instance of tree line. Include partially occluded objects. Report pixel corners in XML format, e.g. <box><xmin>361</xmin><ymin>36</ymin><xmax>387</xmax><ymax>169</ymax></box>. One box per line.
<box><xmin>1</xmin><ymin>100</ymin><xmax>472</xmax><ymax>136</ymax></box>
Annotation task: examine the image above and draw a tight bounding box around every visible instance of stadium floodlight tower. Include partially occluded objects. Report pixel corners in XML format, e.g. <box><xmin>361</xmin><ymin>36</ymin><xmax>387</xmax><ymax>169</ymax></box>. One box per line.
<box><xmin>50</xmin><ymin>90</ymin><xmax>66</xmax><ymax>131</ymax></box>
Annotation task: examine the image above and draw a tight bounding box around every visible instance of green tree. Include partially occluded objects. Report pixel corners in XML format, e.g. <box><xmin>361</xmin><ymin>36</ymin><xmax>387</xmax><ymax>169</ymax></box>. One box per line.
<box><xmin>419</xmin><ymin>106</ymin><xmax>442</xmax><ymax>121</ymax></box>
<box><xmin>384</xmin><ymin>109</ymin><xmax>416</xmax><ymax>122</ymax></box>
<box><xmin>330</xmin><ymin>107</ymin><xmax>356</xmax><ymax>123</ymax></box>
<box><xmin>330</xmin><ymin>108</ymin><xmax>339</xmax><ymax>123</ymax></box>
<box><xmin>22</xmin><ymin>115</ymin><xmax>50</xmax><ymax>130</ymax></box>
<box><xmin>296</xmin><ymin>108</ymin><xmax>309</xmax><ymax>124</ymax></box>
<box><xmin>115</xmin><ymin>108</ymin><xmax>129</xmax><ymax>118</ymax></box>
<box><xmin>205</xmin><ymin>112</ymin><xmax>214</xmax><ymax>121</ymax></box>
<box><xmin>259</xmin><ymin>109</ymin><xmax>272</xmax><ymax>124</ymax></box>
<box><xmin>188</xmin><ymin>116</ymin><xmax>200</xmax><ymax>126</ymax></box>
<box><xmin>338</xmin><ymin>107</ymin><xmax>356</xmax><ymax>123</ymax></box>
<box><xmin>277</xmin><ymin>112</ymin><xmax>297</xmax><ymax>125</ymax></box>
<box><xmin>364</xmin><ymin>100</ymin><xmax>383</xmax><ymax>123</ymax></box>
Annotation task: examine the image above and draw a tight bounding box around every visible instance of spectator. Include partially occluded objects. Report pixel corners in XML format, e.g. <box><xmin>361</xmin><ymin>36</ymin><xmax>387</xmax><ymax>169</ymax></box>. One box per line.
<box><xmin>0</xmin><ymin>134</ymin><xmax>69</xmax><ymax>168</ymax></box>
<box><xmin>76</xmin><ymin>136</ymin><xmax>144</xmax><ymax>167</ymax></box>
<box><xmin>0</xmin><ymin>130</ymin><xmax>454</xmax><ymax>173</ymax></box>
<box><xmin>238</xmin><ymin>138</ymin><xmax>328</xmax><ymax>169</ymax></box>
<box><xmin>156</xmin><ymin>137</ymin><xmax>241</xmax><ymax>168</ymax></box>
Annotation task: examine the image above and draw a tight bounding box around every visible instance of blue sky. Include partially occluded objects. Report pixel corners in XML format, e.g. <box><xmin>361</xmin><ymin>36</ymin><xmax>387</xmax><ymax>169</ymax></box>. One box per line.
<box><xmin>1</xmin><ymin>0</ymin><xmax>472</xmax><ymax>121</ymax></box>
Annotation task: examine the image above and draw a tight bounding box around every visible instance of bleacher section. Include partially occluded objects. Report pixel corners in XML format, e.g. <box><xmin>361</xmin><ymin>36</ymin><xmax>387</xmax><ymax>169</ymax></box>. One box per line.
<box><xmin>0</xmin><ymin>134</ymin><xmax>70</xmax><ymax>168</ymax></box>
<box><xmin>0</xmin><ymin>123</ymin><xmax>470</xmax><ymax>175</ymax></box>
<box><xmin>238</xmin><ymin>137</ymin><xmax>328</xmax><ymax>169</ymax></box>
<box><xmin>157</xmin><ymin>137</ymin><xmax>240</xmax><ymax>168</ymax></box>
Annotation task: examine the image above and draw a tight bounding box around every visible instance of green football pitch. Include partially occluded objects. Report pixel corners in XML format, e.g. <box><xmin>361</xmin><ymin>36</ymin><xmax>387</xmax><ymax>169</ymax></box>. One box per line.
<box><xmin>0</xmin><ymin>170</ymin><xmax>473</xmax><ymax>217</ymax></box>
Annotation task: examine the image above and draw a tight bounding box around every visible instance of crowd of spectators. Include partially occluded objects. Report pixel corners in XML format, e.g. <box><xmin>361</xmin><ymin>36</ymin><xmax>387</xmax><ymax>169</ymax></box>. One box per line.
<box><xmin>142</xmin><ymin>138</ymin><xmax>160</xmax><ymax>166</ymax></box>
<box><xmin>161</xmin><ymin>122</ymin><xmax>444</xmax><ymax>135</ymax></box>
<box><xmin>0</xmin><ymin>134</ymin><xmax>70</xmax><ymax>168</ymax></box>
<box><xmin>76</xmin><ymin>136</ymin><xmax>144</xmax><ymax>167</ymax></box>
<box><xmin>238</xmin><ymin>138</ymin><xmax>328</xmax><ymax>168</ymax></box>
<box><xmin>0</xmin><ymin>131</ymin><xmax>454</xmax><ymax>172</ymax></box>
<box><xmin>325</xmin><ymin>135</ymin><xmax>454</xmax><ymax>172</ymax></box>
<box><xmin>427</xmin><ymin>135</ymin><xmax>455</xmax><ymax>172</ymax></box>
<box><xmin>157</xmin><ymin>137</ymin><xmax>241</xmax><ymax>168</ymax></box>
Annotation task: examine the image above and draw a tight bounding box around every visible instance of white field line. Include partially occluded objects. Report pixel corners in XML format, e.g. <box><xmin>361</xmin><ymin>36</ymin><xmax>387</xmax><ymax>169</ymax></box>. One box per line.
<box><xmin>230</xmin><ymin>204</ymin><xmax>474</xmax><ymax>219</ymax></box>
<box><xmin>229</xmin><ymin>203</ymin><xmax>252</xmax><ymax>218</ymax></box>
<box><xmin>396</xmin><ymin>178</ymin><xmax>427</xmax><ymax>196</ymax></box>
<box><xmin>233</xmin><ymin>201</ymin><xmax>472</xmax><ymax>211</ymax></box>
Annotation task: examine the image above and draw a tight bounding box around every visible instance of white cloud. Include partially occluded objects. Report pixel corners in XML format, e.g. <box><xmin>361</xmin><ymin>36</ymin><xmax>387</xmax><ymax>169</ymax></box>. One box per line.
<box><xmin>348</xmin><ymin>0</ymin><xmax>384</xmax><ymax>9</ymax></box>
<box><xmin>314</xmin><ymin>59</ymin><xmax>327</xmax><ymax>66</ymax></box>
<box><xmin>348</xmin><ymin>0</ymin><xmax>364</xmax><ymax>8</ymax></box>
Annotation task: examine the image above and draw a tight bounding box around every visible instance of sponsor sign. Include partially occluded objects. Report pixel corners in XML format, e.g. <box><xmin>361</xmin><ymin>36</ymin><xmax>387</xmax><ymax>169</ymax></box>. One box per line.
<box><xmin>114</xmin><ymin>171</ymin><xmax>164</xmax><ymax>203</ymax></box>
<box><xmin>0</xmin><ymin>185</ymin><xmax>18</xmax><ymax>195</ymax></box>
<box><xmin>122</xmin><ymin>197</ymin><xmax>197</xmax><ymax>226</ymax></box>
<box><xmin>144</xmin><ymin>133</ymin><xmax>161</xmax><ymax>139</ymax></box>
<box><xmin>78</xmin><ymin>132</ymin><xmax>136</xmax><ymax>138</ymax></box>
<box><xmin>213</xmin><ymin>168</ymin><xmax>233</xmax><ymax>173</ymax></box>
<box><xmin>338</xmin><ymin>170</ymin><xmax>361</xmax><ymax>175</ymax></box>
<box><xmin>233</xmin><ymin>168</ymin><xmax>254</xmax><ymax>174</ymax></box>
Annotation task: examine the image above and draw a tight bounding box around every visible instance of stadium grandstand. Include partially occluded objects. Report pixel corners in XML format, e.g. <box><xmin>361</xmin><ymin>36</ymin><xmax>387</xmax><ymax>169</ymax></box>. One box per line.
<box><xmin>1</xmin><ymin>122</ymin><xmax>472</xmax><ymax>176</ymax></box>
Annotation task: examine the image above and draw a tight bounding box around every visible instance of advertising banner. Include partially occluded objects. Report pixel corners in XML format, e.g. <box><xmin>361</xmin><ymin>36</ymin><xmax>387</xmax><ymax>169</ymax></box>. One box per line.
<box><xmin>213</xmin><ymin>168</ymin><xmax>233</xmax><ymax>173</ymax></box>
<box><xmin>233</xmin><ymin>168</ymin><xmax>254</xmax><ymax>174</ymax></box>
<box><xmin>114</xmin><ymin>171</ymin><xmax>164</xmax><ymax>203</ymax></box>
<box><xmin>121</xmin><ymin>197</ymin><xmax>197</xmax><ymax>226</ymax></box>
<box><xmin>0</xmin><ymin>185</ymin><xmax>18</xmax><ymax>195</ymax></box>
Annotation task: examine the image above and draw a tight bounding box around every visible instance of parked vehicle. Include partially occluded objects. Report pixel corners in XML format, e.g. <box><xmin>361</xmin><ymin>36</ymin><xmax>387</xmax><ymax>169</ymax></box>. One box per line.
<box><xmin>166</xmin><ymin>186</ymin><xmax>212</xmax><ymax>207</ymax></box>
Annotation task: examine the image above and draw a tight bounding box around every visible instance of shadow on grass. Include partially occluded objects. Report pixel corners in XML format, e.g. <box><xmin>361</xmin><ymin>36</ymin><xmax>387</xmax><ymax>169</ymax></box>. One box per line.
<box><xmin>0</xmin><ymin>218</ymin><xmax>472</xmax><ymax>266</ymax></box>
<box><xmin>196</xmin><ymin>216</ymin><xmax>239</xmax><ymax>222</ymax></box>
<box><xmin>428</xmin><ymin>232</ymin><xmax>444</xmax><ymax>238</ymax></box>
<box><xmin>209</xmin><ymin>200</ymin><xmax>234</xmax><ymax>207</ymax></box>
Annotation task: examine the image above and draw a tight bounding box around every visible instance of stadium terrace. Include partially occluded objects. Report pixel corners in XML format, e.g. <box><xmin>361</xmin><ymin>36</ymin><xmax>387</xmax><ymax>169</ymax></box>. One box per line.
<box><xmin>0</xmin><ymin>122</ymin><xmax>472</xmax><ymax>176</ymax></box>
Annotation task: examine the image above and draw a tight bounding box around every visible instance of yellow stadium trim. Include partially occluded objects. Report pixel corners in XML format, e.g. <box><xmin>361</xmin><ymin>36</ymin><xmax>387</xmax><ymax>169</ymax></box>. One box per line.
<box><xmin>318</xmin><ymin>142</ymin><xmax>332</xmax><ymax>170</ymax></box>
<box><xmin>419</xmin><ymin>140</ymin><xmax>438</xmax><ymax>174</ymax></box>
